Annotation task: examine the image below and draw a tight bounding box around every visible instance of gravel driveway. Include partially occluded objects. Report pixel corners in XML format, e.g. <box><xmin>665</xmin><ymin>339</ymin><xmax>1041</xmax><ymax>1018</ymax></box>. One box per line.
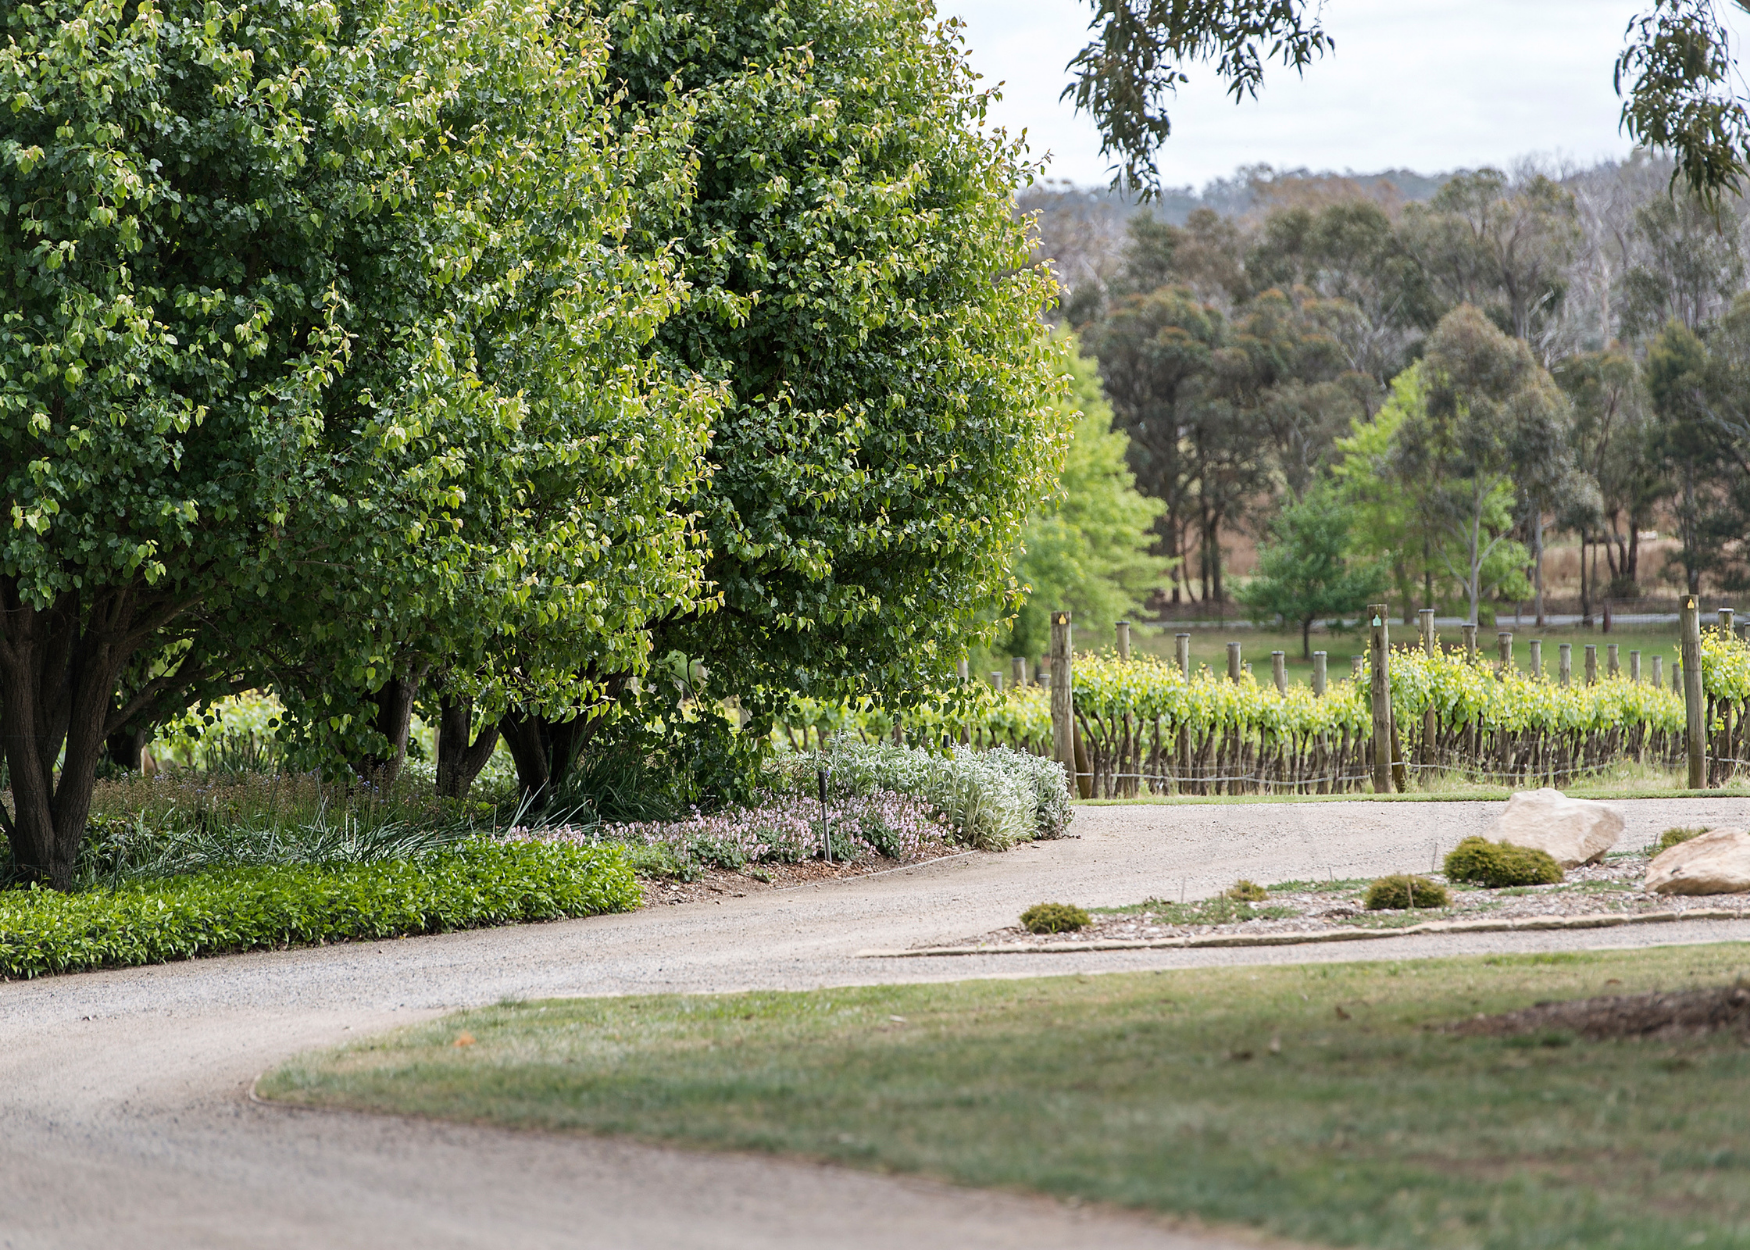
<box><xmin>3</xmin><ymin>796</ymin><xmax>1747</xmax><ymax>1250</ymax></box>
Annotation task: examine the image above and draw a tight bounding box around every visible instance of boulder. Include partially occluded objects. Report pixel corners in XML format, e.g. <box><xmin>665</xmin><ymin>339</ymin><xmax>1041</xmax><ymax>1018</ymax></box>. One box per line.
<box><xmin>1493</xmin><ymin>788</ymin><xmax>1622</xmax><ymax>868</ymax></box>
<box><xmin>1645</xmin><ymin>828</ymin><xmax>1750</xmax><ymax>896</ymax></box>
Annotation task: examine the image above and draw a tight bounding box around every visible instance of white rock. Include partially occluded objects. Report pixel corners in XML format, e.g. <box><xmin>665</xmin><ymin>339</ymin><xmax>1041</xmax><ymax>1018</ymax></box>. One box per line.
<box><xmin>1493</xmin><ymin>788</ymin><xmax>1622</xmax><ymax>868</ymax></box>
<box><xmin>1646</xmin><ymin>828</ymin><xmax>1750</xmax><ymax>896</ymax></box>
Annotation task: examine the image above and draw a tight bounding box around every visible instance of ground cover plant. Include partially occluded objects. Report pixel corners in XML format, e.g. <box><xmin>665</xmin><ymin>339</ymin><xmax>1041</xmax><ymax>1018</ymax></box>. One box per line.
<box><xmin>1444</xmin><ymin>836</ymin><xmax>1565</xmax><ymax>888</ymax></box>
<box><xmin>1019</xmin><ymin>903</ymin><xmax>1089</xmax><ymax>933</ymax></box>
<box><xmin>0</xmin><ymin>841</ymin><xmax>636</xmax><ymax>980</ymax></box>
<box><xmin>263</xmin><ymin>945</ymin><xmax>1750</xmax><ymax>1250</ymax></box>
<box><xmin>1363</xmin><ymin>874</ymin><xmax>1450</xmax><ymax>910</ymax></box>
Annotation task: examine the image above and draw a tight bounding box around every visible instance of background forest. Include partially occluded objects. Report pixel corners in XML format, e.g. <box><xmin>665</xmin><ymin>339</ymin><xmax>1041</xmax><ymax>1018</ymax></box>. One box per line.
<box><xmin>1021</xmin><ymin>152</ymin><xmax>1750</xmax><ymax>634</ymax></box>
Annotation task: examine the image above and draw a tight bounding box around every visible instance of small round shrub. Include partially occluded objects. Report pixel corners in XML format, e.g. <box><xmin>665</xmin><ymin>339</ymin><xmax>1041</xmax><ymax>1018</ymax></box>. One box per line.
<box><xmin>1657</xmin><ymin>826</ymin><xmax>1708</xmax><ymax>852</ymax></box>
<box><xmin>1021</xmin><ymin>902</ymin><xmax>1090</xmax><ymax>933</ymax></box>
<box><xmin>1225</xmin><ymin>879</ymin><xmax>1268</xmax><ymax>902</ymax></box>
<box><xmin>1364</xmin><ymin>874</ymin><xmax>1450</xmax><ymax>910</ymax></box>
<box><xmin>1443</xmin><ymin>836</ymin><xmax>1563</xmax><ymax>888</ymax></box>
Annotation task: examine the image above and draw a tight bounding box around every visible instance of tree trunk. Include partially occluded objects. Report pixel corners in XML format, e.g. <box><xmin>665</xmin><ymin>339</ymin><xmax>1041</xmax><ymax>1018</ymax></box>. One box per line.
<box><xmin>361</xmin><ymin>660</ymin><xmax>429</xmax><ymax>789</ymax></box>
<box><xmin>1532</xmin><ymin>509</ymin><xmax>1545</xmax><ymax>627</ymax></box>
<box><xmin>498</xmin><ymin>707</ymin><xmax>599</xmax><ymax>812</ymax></box>
<box><xmin>105</xmin><ymin>722</ymin><xmax>150</xmax><ymax>773</ymax></box>
<box><xmin>1302</xmin><ymin>617</ymin><xmax>1313</xmax><ymax>660</ymax></box>
<box><xmin>1580</xmin><ymin>534</ymin><xmax>1592</xmax><ymax>627</ymax></box>
<box><xmin>436</xmin><ymin>694</ymin><xmax>500</xmax><ymax>800</ymax></box>
<box><xmin>0</xmin><ymin>586</ymin><xmax>142</xmax><ymax>889</ymax></box>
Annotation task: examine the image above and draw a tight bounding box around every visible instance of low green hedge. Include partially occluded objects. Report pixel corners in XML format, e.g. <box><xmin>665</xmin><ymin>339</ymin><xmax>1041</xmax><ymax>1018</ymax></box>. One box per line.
<box><xmin>0</xmin><ymin>839</ymin><xmax>639</xmax><ymax>980</ymax></box>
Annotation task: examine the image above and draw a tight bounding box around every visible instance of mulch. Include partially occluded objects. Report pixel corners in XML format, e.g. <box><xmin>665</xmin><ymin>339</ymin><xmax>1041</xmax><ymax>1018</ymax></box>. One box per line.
<box><xmin>640</xmin><ymin>837</ymin><xmax>964</xmax><ymax>906</ymax></box>
<box><xmin>1451</xmin><ymin>983</ymin><xmax>1750</xmax><ymax>1041</ymax></box>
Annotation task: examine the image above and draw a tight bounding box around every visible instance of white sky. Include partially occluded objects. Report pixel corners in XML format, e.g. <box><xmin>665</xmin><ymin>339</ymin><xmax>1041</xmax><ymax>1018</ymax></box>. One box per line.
<box><xmin>935</xmin><ymin>0</ymin><xmax>1709</xmax><ymax>189</ymax></box>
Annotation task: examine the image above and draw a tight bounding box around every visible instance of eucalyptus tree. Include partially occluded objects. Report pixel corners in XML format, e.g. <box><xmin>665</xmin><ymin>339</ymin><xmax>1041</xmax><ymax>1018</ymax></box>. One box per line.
<box><xmin>1392</xmin><ymin>306</ymin><xmax>1569</xmax><ymax>624</ymax></box>
<box><xmin>0</xmin><ymin>0</ymin><xmax>713</xmax><ymax>882</ymax></box>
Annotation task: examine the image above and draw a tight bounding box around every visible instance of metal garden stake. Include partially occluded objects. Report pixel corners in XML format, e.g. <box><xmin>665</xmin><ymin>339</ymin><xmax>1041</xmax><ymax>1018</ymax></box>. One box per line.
<box><xmin>817</xmin><ymin>765</ymin><xmax>832</xmax><ymax>863</ymax></box>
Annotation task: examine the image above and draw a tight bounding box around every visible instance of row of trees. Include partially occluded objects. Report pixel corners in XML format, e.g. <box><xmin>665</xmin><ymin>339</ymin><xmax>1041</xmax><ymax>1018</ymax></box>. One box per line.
<box><xmin>0</xmin><ymin>0</ymin><xmax>1064</xmax><ymax>885</ymax></box>
<box><xmin>1048</xmin><ymin>158</ymin><xmax>1750</xmax><ymax>618</ymax></box>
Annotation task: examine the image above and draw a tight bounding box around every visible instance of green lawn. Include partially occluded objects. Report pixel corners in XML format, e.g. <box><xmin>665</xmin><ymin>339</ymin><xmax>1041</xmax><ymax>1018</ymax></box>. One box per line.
<box><xmin>1127</xmin><ymin>622</ymin><xmax>1683</xmax><ymax>689</ymax></box>
<box><xmin>263</xmin><ymin>946</ymin><xmax>1750</xmax><ymax>1250</ymax></box>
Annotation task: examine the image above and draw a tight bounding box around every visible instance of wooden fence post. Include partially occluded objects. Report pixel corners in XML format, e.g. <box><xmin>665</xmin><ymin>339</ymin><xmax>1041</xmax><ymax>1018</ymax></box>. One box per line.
<box><xmin>1115</xmin><ymin>620</ymin><xmax>1131</xmax><ymax>660</ymax></box>
<box><xmin>1720</xmin><ymin>606</ymin><xmax>1735</xmax><ymax>634</ymax></box>
<box><xmin>1497</xmin><ymin>631</ymin><xmax>1513</xmax><ymax>676</ymax></box>
<box><xmin>1351</xmin><ymin>654</ymin><xmax>1364</xmax><ymax>680</ymax></box>
<box><xmin>1462</xmin><ymin>623</ymin><xmax>1478</xmax><ymax>661</ymax></box>
<box><xmin>1369</xmin><ymin>603</ymin><xmax>1393</xmax><ymax>793</ymax></box>
<box><xmin>957</xmin><ymin>659</ymin><xmax>971</xmax><ymax>745</ymax></box>
<box><xmin>1682</xmin><ymin>596</ymin><xmax>1705</xmax><ymax>788</ymax></box>
<box><xmin>1175</xmin><ymin>633</ymin><xmax>1191</xmax><ymax>677</ymax></box>
<box><xmin>989</xmin><ymin>672</ymin><xmax>1004</xmax><ymax>692</ymax></box>
<box><xmin>1528</xmin><ymin>639</ymin><xmax>1542</xmax><ymax>680</ymax></box>
<box><xmin>1012</xmin><ymin>655</ymin><xmax>1027</xmax><ymax>688</ymax></box>
<box><xmin>1312</xmin><ymin>652</ymin><xmax>1327</xmax><ymax>696</ymax></box>
<box><xmin>1271</xmin><ymin>651</ymin><xmax>1286</xmax><ymax>693</ymax></box>
<box><xmin>1050</xmin><ymin>610</ymin><xmax>1080</xmax><ymax>794</ymax></box>
<box><xmin>1607</xmin><ymin>643</ymin><xmax>1620</xmax><ymax>678</ymax></box>
<box><xmin>1559</xmin><ymin>643</ymin><xmax>1572</xmax><ymax>687</ymax></box>
<box><xmin>1227</xmin><ymin>641</ymin><xmax>1242</xmax><ymax>683</ymax></box>
<box><xmin>1585</xmin><ymin>644</ymin><xmax>1597</xmax><ymax>686</ymax></box>
<box><xmin>1629</xmin><ymin>650</ymin><xmax>1641</xmax><ymax>683</ymax></box>
<box><xmin>1419</xmin><ymin>610</ymin><xmax>1438</xmax><ymax>766</ymax></box>
<box><xmin>1650</xmin><ymin>654</ymin><xmax>1661</xmax><ymax>688</ymax></box>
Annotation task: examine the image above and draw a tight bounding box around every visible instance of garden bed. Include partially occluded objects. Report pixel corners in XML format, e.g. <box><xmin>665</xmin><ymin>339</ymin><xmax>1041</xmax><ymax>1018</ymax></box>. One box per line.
<box><xmin>917</xmin><ymin>851</ymin><xmax>1750</xmax><ymax>954</ymax></box>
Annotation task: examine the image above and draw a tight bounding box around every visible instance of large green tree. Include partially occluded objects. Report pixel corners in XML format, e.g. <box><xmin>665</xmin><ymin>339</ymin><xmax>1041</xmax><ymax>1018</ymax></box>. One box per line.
<box><xmin>1236</xmin><ymin>485</ymin><xmax>1385</xmax><ymax>657</ymax></box>
<box><xmin>0</xmin><ymin>0</ymin><xmax>712</xmax><ymax>882</ymax></box>
<box><xmin>484</xmin><ymin>0</ymin><xmax>1068</xmax><ymax>783</ymax></box>
<box><xmin>1004</xmin><ymin>339</ymin><xmax>1166</xmax><ymax>659</ymax></box>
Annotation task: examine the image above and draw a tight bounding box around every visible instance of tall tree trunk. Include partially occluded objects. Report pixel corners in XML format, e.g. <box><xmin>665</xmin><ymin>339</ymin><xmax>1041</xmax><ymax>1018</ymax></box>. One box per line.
<box><xmin>436</xmin><ymin>693</ymin><xmax>500</xmax><ymax>800</ymax></box>
<box><xmin>0</xmin><ymin>586</ymin><xmax>142</xmax><ymax>889</ymax></box>
<box><xmin>1580</xmin><ymin>534</ymin><xmax>1592</xmax><ymax>627</ymax></box>
<box><xmin>499</xmin><ymin>705</ymin><xmax>604</xmax><ymax>812</ymax></box>
<box><xmin>1532</xmin><ymin>509</ymin><xmax>1546</xmax><ymax>627</ymax></box>
<box><xmin>105</xmin><ymin>722</ymin><xmax>150</xmax><ymax>773</ymax></box>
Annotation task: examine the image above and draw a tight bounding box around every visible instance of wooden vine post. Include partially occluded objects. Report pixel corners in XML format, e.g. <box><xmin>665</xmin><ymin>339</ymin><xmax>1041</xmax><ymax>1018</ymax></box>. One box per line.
<box><xmin>1419</xmin><ymin>609</ymin><xmax>1437</xmax><ymax>766</ymax></box>
<box><xmin>1050</xmin><ymin>610</ymin><xmax>1090</xmax><ymax>799</ymax></box>
<box><xmin>1559</xmin><ymin>643</ymin><xmax>1572</xmax><ymax>687</ymax></box>
<box><xmin>1115</xmin><ymin>621</ymin><xmax>1131</xmax><ymax>660</ymax></box>
<box><xmin>1312</xmin><ymin>652</ymin><xmax>1327</xmax><ymax>696</ymax></box>
<box><xmin>1271</xmin><ymin>651</ymin><xmax>1286</xmax><ymax>693</ymax></box>
<box><xmin>1368</xmin><ymin>603</ymin><xmax>1393</xmax><ymax>793</ymax></box>
<box><xmin>1682</xmin><ymin>595</ymin><xmax>1705</xmax><ymax>789</ymax></box>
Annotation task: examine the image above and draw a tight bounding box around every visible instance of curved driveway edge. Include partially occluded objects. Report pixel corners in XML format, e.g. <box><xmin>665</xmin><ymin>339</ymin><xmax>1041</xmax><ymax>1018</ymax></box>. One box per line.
<box><xmin>3</xmin><ymin>796</ymin><xmax>1747</xmax><ymax>1248</ymax></box>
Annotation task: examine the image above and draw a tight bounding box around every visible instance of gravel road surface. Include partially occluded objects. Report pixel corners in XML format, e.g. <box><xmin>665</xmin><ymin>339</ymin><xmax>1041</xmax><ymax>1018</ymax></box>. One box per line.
<box><xmin>4</xmin><ymin>796</ymin><xmax>1748</xmax><ymax>1250</ymax></box>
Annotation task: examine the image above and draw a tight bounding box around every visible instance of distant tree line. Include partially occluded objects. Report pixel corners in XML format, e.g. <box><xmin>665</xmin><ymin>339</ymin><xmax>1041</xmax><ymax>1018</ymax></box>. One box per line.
<box><xmin>1033</xmin><ymin>155</ymin><xmax>1750</xmax><ymax>626</ymax></box>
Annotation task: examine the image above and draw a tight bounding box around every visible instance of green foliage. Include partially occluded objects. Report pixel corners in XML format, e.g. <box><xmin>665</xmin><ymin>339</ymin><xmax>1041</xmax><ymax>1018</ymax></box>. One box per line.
<box><xmin>0</xmin><ymin>0</ymin><xmax>713</xmax><ymax>880</ymax></box>
<box><xmin>1364</xmin><ymin>874</ymin><xmax>1450</xmax><ymax>910</ymax></box>
<box><xmin>1225</xmin><ymin>879</ymin><xmax>1269</xmax><ymax>902</ymax></box>
<box><xmin>1443</xmin><ymin>837</ymin><xmax>1564</xmax><ymax>889</ymax></box>
<box><xmin>1236</xmin><ymin>486</ymin><xmax>1385</xmax><ymax>656</ymax></box>
<box><xmin>1020</xmin><ymin>902</ymin><xmax>1090</xmax><ymax>934</ymax></box>
<box><xmin>1656</xmin><ymin>826</ymin><xmax>1708</xmax><ymax>852</ymax></box>
<box><xmin>0</xmin><ymin>841</ymin><xmax>639</xmax><ymax>980</ymax></box>
<box><xmin>604</xmin><ymin>0</ymin><xmax>1065</xmax><ymax>715</ymax></box>
<box><xmin>1004</xmin><ymin>336</ymin><xmax>1166</xmax><ymax>660</ymax></box>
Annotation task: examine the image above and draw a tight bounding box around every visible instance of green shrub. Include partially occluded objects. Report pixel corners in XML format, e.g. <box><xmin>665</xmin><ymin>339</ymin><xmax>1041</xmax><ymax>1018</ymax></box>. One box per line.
<box><xmin>1364</xmin><ymin>874</ymin><xmax>1451</xmax><ymax>910</ymax></box>
<box><xmin>777</xmin><ymin>739</ymin><xmax>1073</xmax><ymax>850</ymax></box>
<box><xmin>1225</xmin><ymin>879</ymin><xmax>1268</xmax><ymax>902</ymax></box>
<box><xmin>1021</xmin><ymin>902</ymin><xmax>1090</xmax><ymax>934</ymax></box>
<box><xmin>1443</xmin><ymin>837</ymin><xmax>1564</xmax><ymax>888</ymax></box>
<box><xmin>1657</xmin><ymin>827</ymin><xmax>1708</xmax><ymax>852</ymax></box>
<box><xmin>0</xmin><ymin>839</ymin><xmax>638</xmax><ymax>980</ymax></box>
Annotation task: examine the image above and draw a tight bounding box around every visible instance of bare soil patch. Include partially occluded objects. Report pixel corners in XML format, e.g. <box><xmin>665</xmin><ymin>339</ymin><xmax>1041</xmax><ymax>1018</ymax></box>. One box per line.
<box><xmin>1452</xmin><ymin>982</ymin><xmax>1750</xmax><ymax>1041</ymax></box>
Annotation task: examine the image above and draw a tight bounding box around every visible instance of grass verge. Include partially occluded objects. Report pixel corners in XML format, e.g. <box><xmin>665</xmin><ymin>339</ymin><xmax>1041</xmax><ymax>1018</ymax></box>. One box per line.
<box><xmin>0</xmin><ymin>839</ymin><xmax>637</xmax><ymax>980</ymax></box>
<box><xmin>261</xmin><ymin>945</ymin><xmax>1750</xmax><ymax>1250</ymax></box>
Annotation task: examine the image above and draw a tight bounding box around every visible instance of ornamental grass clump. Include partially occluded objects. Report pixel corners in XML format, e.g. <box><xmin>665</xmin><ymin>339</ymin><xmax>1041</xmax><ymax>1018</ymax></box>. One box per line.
<box><xmin>1225</xmin><ymin>879</ymin><xmax>1268</xmax><ymax>902</ymax></box>
<box><xmin>1443</xmin><ymin>836</ymin><xmax>1563</xmax><ymax>888</ymax></box>
<box><xmin>1657</xmin><ymin>827</ymin><xmax>1708</xmax><ymax>852</ymax></box>
<box><xmin>1364</xmin><ymin>874</ymin><xmax>1450</xmax><ymax>910</ymax></box>
<box><xmin>1021</xmin><ymin>903</ymin><xmax>1089</xmax><ymax>933</ymax></box>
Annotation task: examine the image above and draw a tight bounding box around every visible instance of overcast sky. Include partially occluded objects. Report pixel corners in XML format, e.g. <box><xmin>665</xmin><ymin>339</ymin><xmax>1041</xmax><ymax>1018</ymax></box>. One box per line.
<box><xmin>935</xmin><ymin>0</ymin><xmax>1707</xmax><ymax>189</ymax></box>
